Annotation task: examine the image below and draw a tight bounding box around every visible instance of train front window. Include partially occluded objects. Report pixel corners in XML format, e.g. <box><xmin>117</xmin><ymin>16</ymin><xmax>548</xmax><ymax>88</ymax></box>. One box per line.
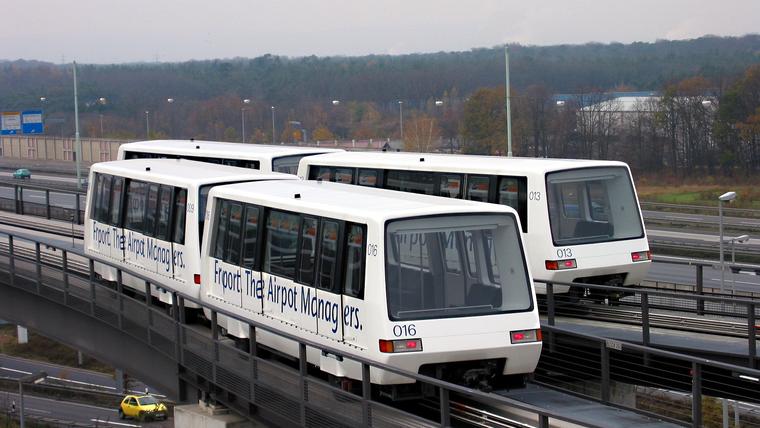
<box><xmin>547</xmin><ymin>167</ymin><xmax>643</xmax><ymax>246</ymax></box>
<box><xmin>386</xmin><ymin>214</ymin><xmax>531</xmax><ymax>321</ymax></box>
<box><xmin>273</xmin><ymin>155</ymin><xmax>308</xmax><ymax>174</ymax></box>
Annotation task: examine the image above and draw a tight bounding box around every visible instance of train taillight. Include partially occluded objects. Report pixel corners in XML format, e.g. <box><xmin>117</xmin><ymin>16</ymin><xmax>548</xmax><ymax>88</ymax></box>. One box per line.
<box><xmin>379</xmin><ymin>339</ymin><xmax>423</xmax><ymax>353</ymax></box>
<box><xmin>510</xmin><ymin>329</ymin><xmax>542</xmax><ymax>344</ymax></box>
<box><xmin>545</xmin><ymin>259</ymin><xmax>576</xmax><ymax>270</ymax></box>
<box><xmin>194</xmin><ymin>274</ymin><xmax>201</xmax><ymax>284</ymax></box>
<box><xmin>631</xmin><ymin>251</ymin><xmax>651</xmax><ymax>262</ymax></box>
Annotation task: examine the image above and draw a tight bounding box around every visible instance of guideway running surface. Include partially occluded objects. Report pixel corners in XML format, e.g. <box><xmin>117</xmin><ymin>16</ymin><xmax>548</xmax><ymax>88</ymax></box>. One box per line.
<box><xmin>498</xmin><ymin>384</ymin><xmax>681</xmax><ymax>427</ymax></box>
<box><xmin>544</xmin><ymin>315</ymin><xmax>760</xmax><ymax>364</ymax></box>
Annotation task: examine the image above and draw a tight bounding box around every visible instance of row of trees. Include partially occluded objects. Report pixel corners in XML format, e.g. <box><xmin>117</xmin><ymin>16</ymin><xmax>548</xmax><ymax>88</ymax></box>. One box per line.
<box><xmin>1</xmin><ymin>36</ymin><xmax>759</xmax><ymax>174</ymax></box>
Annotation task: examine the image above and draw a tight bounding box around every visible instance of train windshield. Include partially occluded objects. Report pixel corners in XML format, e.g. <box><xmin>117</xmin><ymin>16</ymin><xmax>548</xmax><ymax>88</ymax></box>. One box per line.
<box><xmin>546</xmin><ymin>167</ymin><xmax>644</xmax><ymax>246</ymax></box>
<box><xmin>386</xmin><ymin>214</ymin><xmax>532</xmax><ymax>321</ymax></box>
<box><xmin>272</xmin><ymin>155</ymin><xmax>311</xmax><ymax>174</ymax></box>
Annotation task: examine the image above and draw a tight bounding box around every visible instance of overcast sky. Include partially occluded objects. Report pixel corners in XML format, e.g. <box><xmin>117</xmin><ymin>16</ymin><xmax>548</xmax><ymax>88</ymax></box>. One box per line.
<box><xmin>4</xmin><ymin>0</ymin><xmax>759</xmax><ymax>64</ymax></box>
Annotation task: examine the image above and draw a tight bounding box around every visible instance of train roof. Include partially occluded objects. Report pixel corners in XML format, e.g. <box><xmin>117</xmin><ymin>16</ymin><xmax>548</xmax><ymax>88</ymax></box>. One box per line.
<box><xmin>299</xmin><ymin>151</ymin><xmax>629</xmax><ymax>175</ymax></box>
<box><xmin>119</xmin><ymin>140</ymin><xmax>343</xmax><ymax>159</ymax></box>
<box><xmin>91</xmin><ymin>158</ymin><xmax>295</xmax><ymax>186</ymax></box>
<box><xmin>210</xmin><ymin>180</ymin><xmax>516</xmax><ymax>223</ymax></box>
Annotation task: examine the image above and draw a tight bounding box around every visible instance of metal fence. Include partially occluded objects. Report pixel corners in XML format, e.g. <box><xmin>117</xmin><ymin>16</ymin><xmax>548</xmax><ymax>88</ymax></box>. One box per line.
<box><xmin>0</xmin><ymin>228</ymin><xmax>598</xmax><ymax>428</ymax></box>
<box><xmin>0</xmin><ymin>183</ymin><xmax>86</xmax><ymax>225</ymax></box>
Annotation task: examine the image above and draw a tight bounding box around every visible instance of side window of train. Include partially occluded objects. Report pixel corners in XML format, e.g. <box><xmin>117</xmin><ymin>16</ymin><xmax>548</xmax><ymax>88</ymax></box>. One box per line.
<box><xmin>109</xmin><ymin>177</ymin><xmax>125</xmax><ymax>227</ymax></box>
<box><xmin>333</xmin><ymin>168</ymin><xmax>354</xmax><ymax>184</ymax></box>
<box><xmin>497</xmin><ymin>176</ymin><xmax>528</xmax><ymax>232</ymax></box>
<box><xmin>297</xmin><ymin>216</ymin><xmax>319</xmax><ymax>285</ymax></box>
<box><xmin>466</xmin><ymin>175</ymin><xmax>491</xmax><ymax>202</ymax></box>
<box><xmin>310</xmin><ymin>166</ymin><xmax>332</xmax><ymax>182</ymax></box>
<box><xmin>144</xmin><ymin>183</ymin><xmax>160</xmax><ymax>237</ymax></box>
<box><xmin>214</xmin><ymin>200</ymin><xmax>231</xmax><ymax>260</ymax></box>
<box><xmin>224</xmin><ymin>203</ymin><xmax>243</xmax><ymax>265</ymax></box>
<box><xmin>241</xmin><ymin>205</ymin><xmax>261</xmax><ymax>270</ymax></box>
<box><xmin>438</xmin><ymin>173</ymin><xmax>463</xmax><ymax>198</ymax></box>
<box><xmin>125</xmin><ymin>180</ymin><xmax>147</xmax><ymax>232</ymax></box>
<box><xmin>343</xmin><ymin>223</ymin><xmax>366</xmax><ymax>299</ymax></box>
<box><xmin>172</xmin><ymin>189</ymin><xmax>187</xmax><ymax>245</ymax></box>
<box><xmin>263</xmin><ymin>209</ymin><xmax>300</xmax><ymax>280</ymax></box>
<box><xmin>155</xmin><ymin>185</ymin><xmax>173</xmax><ymax>241</ymax></box>
<box><xmin>318</xmin><ymin>220</ymin><xmax>341</xmax><ymax>292</ymax></box>
<box><xmin>357</xmin><ymin>169</ymin><xmax>380</xmax><ymax>187</ymax></box>
<box><xmin>385</xmin><ymin>170</ymin><xmax>435</xmax><ymax>195</ymax></box>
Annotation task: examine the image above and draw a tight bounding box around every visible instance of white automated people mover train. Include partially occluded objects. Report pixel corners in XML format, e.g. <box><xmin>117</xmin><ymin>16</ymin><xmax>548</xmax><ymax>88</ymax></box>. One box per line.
<box><xmin>84</xmin><ymin>158</ymin><xmax>297</xmax><ymax>305</ymax></box>
<box><xmin>200</xmin><ymin>180</ymin><xmax>541</xmax><ymax>395</ymax></box>
<box><xmin>298</xmin><ymin>152</ymin><xmax>651</xmax><ymax>299</ymax></box>
<box><xmin>117</xmin><ymin>139</ymin><xmax>343</xmax><ymax>174</ymax></box>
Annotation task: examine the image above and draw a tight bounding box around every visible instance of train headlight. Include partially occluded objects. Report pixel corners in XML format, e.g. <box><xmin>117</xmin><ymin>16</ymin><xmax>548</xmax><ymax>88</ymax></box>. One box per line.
<box><xmin>379</xmin><ymin>339</ymin><xmax>423</xmax><ymax>353</ymax></box>
<box><xmin>631</xmin><ymin>251</ymin><xmax>651</xmax><ymax>262</ymax></box>
<box><xmin>545</xmin><ymin>259</ymin><xmax>576</xmax><ymax>270</ymax></box>
<box><xmin>510</xmin><ymin>329</ymin><xmax>542</xmax><ymax>344</ymax></box>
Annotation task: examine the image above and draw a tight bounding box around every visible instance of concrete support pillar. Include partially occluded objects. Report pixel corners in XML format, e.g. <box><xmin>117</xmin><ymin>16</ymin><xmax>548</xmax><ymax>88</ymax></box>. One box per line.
<box><xmin>17</xmin><ymin>326</ymin><xmax>28</xmax><ymax>344</ymax></box>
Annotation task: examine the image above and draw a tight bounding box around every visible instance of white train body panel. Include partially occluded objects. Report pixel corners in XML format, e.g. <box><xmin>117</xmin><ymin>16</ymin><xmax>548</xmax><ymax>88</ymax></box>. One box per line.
<box><xmin>117</xmin><ymin>139</ymin><xmax>342</xmax><ymax>174</ymax></box>
<box><xmin>84</xmin><ymin>159</ymin><xmax>296</xmax><ymax>305</ymax></box>
<box><xmin>200</xmin><ymin>180</ymin><xmax>541</xmax><ymax>385</ymax></box>
<box><xmin>297</xmin><ymin>152</ymin><xmax>652</xmax><ymax>293</ymax></box>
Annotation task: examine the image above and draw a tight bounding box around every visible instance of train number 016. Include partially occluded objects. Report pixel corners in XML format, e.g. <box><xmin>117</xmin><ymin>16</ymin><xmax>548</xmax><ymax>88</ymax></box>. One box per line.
<box><xmin>393</xmin><ymin>324</ymin><xmax>416</xmax><ymax>337</ymax></box>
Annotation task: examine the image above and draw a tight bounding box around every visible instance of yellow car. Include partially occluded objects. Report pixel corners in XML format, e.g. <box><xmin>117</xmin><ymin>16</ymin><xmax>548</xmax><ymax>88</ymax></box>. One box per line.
<box><xmin>118</xmin><ymin>394</ymin><xmax>168</xmax><ymax>421</ymax></box>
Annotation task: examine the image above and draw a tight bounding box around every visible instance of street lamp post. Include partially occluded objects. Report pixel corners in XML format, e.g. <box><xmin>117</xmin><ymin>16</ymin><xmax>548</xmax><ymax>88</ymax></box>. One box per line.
<box><xmin>167</xmin><ymin>98</ymin><xmax>175</xmax><ymax>138</ymax></box>
<box><xmin>72</xmin><ymin>61</ymin><xmax>83</xmax><ymax>190</ymax></box>
<box><xmin>271</xmin><ymin>106</ymin><xmax>276</xmax><ymax>144</ymax></box>
<box><xmin>718</xmin><ymin>191</ymin><xmax>737</xmax><ymax>295</ymax></box>
<box><xmin>398</xmin><ymin>101</ymin><xmax>404</xmax><ymax>143</ymax></box>
<box><xmin>145</xmin><ymin>110</ymin><xmax>150</xmax><ymax>139</ymax></box>
<box><xmin>241</xmin><ymin>99</ymin><xmax>251</xmax><ymax>143</ymax></box>
<box><xmin>19</xmin><ymin>371</ymin><xmax>47</xmax><ymax>428</ymax></box>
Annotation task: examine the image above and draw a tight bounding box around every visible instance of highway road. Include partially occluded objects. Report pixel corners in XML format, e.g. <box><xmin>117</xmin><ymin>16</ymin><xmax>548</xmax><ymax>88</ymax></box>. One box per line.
<box><xmin>648</xmin><ymin>258</ymin><xmax>760</xmax><ymax>293</ymax></box>
<box><xmin>643</xmin><ymin>209</ymin><xmax>760</xmax><ymax>231</ymax></box>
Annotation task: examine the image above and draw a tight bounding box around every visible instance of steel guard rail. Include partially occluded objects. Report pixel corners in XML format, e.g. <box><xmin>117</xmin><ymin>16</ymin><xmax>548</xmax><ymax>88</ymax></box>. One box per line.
<box><xmin>0</xmin><ymin>227</ymin><xmax>598</xmax><ymax>428</ymax></box>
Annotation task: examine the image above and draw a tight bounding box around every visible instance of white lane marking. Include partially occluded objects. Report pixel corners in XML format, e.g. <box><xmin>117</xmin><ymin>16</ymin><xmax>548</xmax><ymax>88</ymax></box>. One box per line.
<box><xmin>0</xmin><ymin>366</ymin><xmax>117</xmax><ymax>390</ymax></box>
<box><xmin>26</xmin><ymin>407</ymin><xmax>52</xmax><ymax>414</ymax></box>
<box><xmin>0</xmin><ymin>366</ymin><xmax>167</xmax><ymax>398</ymax></box>
<box><xmin>90</xmin><ymin>419</ymin><xmax>141</xmax><ymax>427</ymax></box>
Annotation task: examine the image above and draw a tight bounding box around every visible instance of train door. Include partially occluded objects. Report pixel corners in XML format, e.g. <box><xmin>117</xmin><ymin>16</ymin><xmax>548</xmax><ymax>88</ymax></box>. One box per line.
<box><xmin>261</xmin><ymin>210</ymin><xmax>313</xmax><ymax>331</ymax></box>
<box><xmin>170</xmin><ymin>188</ymin><xmax>189</xmax><ymax>284</ymax></box>
<box><xmin>240</xmin><ymin>205</ymin><xmax>264</xmax><ymax>314</ymax></box>
<box><xmin>341</xmin><ymin>223</ymin><xmax>367</xmax><ymax>350</ymax></box>
<box><xmin>209</xmin><ymin>200</ymin><xmax>244</xmax><ymax>308</ymax></box>
<box><xmin>123</xmin><ymin>180</ymin><xmax>149</xmax><ymax>273</ymax></box>
<box><xmin>108</xmin><ymin>176</ymin><xmax>126</xmax><ymax>263</ymax></box>
<box><xmin>295</xmin><ymin>216</ymin><xmax>320</xmax><ymax>334</ymax></box>
<box><xmin>315</xmin><ymin>219</ymin><xmax>344</xmax><ymax>343</ymax></box>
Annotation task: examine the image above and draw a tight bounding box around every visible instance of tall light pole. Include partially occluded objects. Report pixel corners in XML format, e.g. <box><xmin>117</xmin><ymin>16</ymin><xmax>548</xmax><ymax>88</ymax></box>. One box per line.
<box><xmin>145</xmin><ymin>110</ymin><xmax>150</xmax><ymax>139</ymax></box>
<box><xmin>72</xmin><ymin>62</ymin><xmax>83</xmax><ymax>190</ymax></box>
<box><xmin>505</xmin><ymin>45</ymin><xmax>513</xmax><ymax>157</ymax></box>
<box><xmin>718</xmin><ymin>191</ymin><xmax>737</xmax><ymax>295</ymax></box>
<box><xmin>271</xmin><ymin>106</ymin><xmax>276</xmax><ymax>144</ymax></box>
<box><xmin>398</xmin><ymin>101</ymin><xmax>404</xmax><ymax>143</ymax></box>
<box><xmin>241</xmin><ymin>99</ymin><xmax>251</xmax><ymax>143</ymax></box>
<box><xmin>98</xmin><ymin>97</ymin><xmax>107</xmax><ymax>138</ymax></box>
<box><xmin>166</xmin><ymin>98</ymin><xmax>174</xmax><ymax>138</ymax></box>
<box><xmin>19</xmin><ymin>371</ymin><xmax>47</xmax><ymax>428</ymax></box>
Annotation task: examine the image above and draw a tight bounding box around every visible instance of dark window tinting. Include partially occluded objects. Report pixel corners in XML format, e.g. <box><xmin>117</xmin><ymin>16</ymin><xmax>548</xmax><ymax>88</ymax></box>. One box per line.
<box><xmin>125</xmin><ymin>180</ymin><xmax>147</xmax><ymax>231</ymax></box>
<box><xmin>241</xmin><ymin>205</ymin><xmax>260</xmax><ymax>269</ymax></box>
<box><xmin>343</xmin><ymin>224</ymin><xmax>365</xmax><ymax>298</ymax></box>
<box><xmin>297</xmin><ymin>217</ymin><xmax>318</xmax><ymax>285</ymax></box>
<box><xmin>144</xmin><ymin>183</ymin><xmax>160</xmax><ymax>237</ymax></box>
<box><xmin>438</xmin><ymin>174</ymin><xmax>463</xmax><ymax>198</ymax></box>
<box><xmin>225</xmin><ymin>203</ymin><xmax>243</xmax><ymax>265</ymax></box>
<box><xmin>318</xmin><ymin>220</ymin><xmax>340</xmax><ymax>291</ymax></box>
<box><xmin>466</xmin><ymin>175</ymin><xmax>490</xmax><ymax>202</ymax></box>
<box><xmin>386</xmin><ymin>170</ymin><xmax>435</xmax><ymax>195</ymax></box>
<box><xmin>264</xmin><ymin>210</ymin><xmax>300</xmax><ymax>279</ymax></box>
<box><xmin>214</xmin><ymin>200</ymin><xmax>231</xmax><ymax>260</ymax></box>
<box><xmin>109</xmin><ymin>177</ymin><xmax>124</xmax><ymax>226</ymax></box>
<box><xmin>156</xmin><ymin>185</ymin><xmax>173</xmax><ymax>241</ymax></box>
<box><xmin>172</xmin><ymin>189</ymin><xmax>187</xmax><ymax>245</ymax></box>
<box><xmin>358</xmin><ymin>169</ymin><xmax>380</xmax><ymax>187</ymax></box>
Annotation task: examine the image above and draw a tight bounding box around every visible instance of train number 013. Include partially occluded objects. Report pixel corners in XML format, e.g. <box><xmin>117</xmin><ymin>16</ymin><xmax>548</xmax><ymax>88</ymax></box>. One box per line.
<box><xmin>393</xmin><ymin>324</ymin><xmax>416</xmax><ymax>337</ymax></box>
<box><xmin>556</xmin><ymin>247</ymin><xmax>573</xmax><ymax>258</ymax></box>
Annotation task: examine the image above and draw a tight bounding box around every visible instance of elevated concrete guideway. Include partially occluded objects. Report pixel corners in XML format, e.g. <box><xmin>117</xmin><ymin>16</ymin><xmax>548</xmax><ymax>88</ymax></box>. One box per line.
<box><xmin>0</xmin><ymin>226</ymin><xmax>693</xmax><ymax>427</ymax></box>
